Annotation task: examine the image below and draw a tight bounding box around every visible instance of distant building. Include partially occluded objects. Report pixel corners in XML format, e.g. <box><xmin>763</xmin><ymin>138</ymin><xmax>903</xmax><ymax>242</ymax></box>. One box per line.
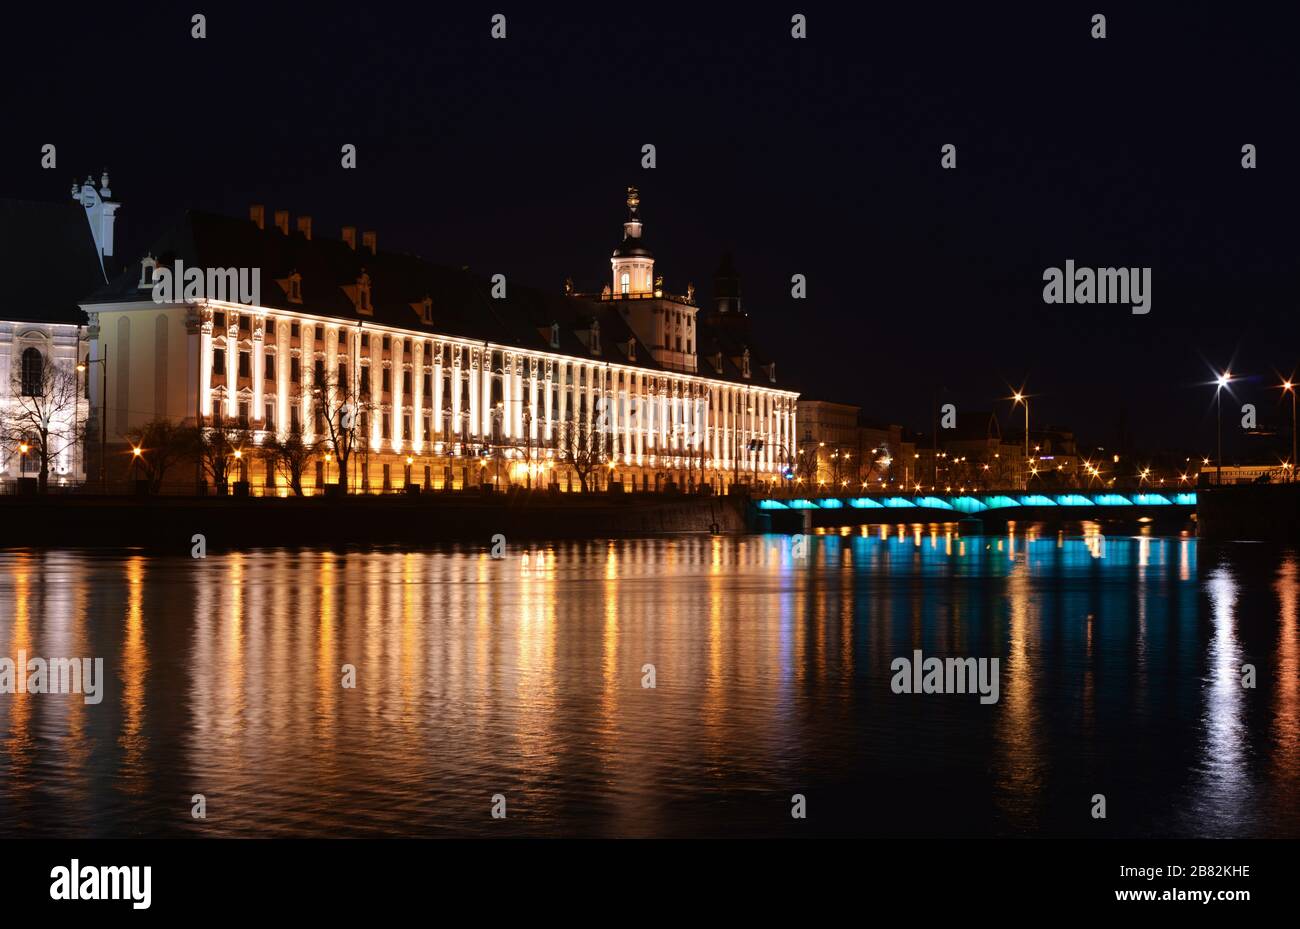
<box><xmin>795</xmin><ymin>399</ymin><xmax>914</xmax><ymax>490</ymax></box>
<box><xmin>0</xmin><ymin>175</ymin><xmax>116</xmax><ymax>487</ymax></box>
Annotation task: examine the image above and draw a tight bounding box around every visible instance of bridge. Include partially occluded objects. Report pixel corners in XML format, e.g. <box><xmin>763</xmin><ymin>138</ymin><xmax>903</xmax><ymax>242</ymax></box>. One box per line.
<box><xmin>751</xmin><ymin>491</ymin><xmax>1198</xmax><ymax>532</ymax></box>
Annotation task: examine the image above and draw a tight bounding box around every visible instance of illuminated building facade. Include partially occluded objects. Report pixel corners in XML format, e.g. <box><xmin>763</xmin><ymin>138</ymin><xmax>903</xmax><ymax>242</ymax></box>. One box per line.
<box><xmin>83</xmin><ymin>189</ymin><xmax>798</xmax><ymax>492</ymax></box>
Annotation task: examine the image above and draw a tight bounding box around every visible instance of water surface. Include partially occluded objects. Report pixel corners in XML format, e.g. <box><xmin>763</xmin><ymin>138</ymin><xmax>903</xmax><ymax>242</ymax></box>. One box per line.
<box><xmin>1</xmin><ymin>526</ymin><xmax>1296</xmax><ymax>837</ymax></box>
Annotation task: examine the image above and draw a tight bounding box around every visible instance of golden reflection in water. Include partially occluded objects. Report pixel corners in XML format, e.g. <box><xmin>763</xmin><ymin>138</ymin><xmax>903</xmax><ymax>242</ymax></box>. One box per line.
<box><xmin>317</xmin><ymin>552</ymin><xmax>337</xmax><ymax>755</ymax></box>
<box><xmin>994</xmin><ymin>554</ymin><xmax>1044</xmax><ymax>829</ymax></box>
<box><xmin>4</xmin><ymin>554</ymin><xmax>33</xmax><ymax>782</ymax></box>
<box><xmin>1272</xmin><ymin>557</ymin><xmax>1299</xmax><ymax>786</ymax></box>
<box><xmin>118</xmin><ymin>556</ymin><xmax>147</xmax><ymax>791</ymax></box>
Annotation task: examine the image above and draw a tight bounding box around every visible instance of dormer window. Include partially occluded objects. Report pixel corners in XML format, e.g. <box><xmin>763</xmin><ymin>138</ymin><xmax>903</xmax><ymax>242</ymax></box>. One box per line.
<box><xmin>741</xmin><ymin>348</ymin><xmax>751</xmax><ymax>379</ymax></box>
<box><xmin>421</xmin><ymin>295</ymin><xmax>433</xmax><ymax>324</ymax></box>
<box><xmin>288</xmin><ymin>271</ymin><xmax>303</xmax><ymax>304</ymax></box>
<box><xmin>768</xmin><ymin>361</ymin><xmax>777</xmax><ymax>384</ymax></box>
<box><xmin>550</xmin><ymin>322</ymin><xmax>561</xmax><ymax>349</ymax></box>
<box><xmin>356</xmin><ymin>271</ymin><xmax>372</xmax><ymax>315</ymax></box>
<box><xmin>590</xmin><ymin>320</ymin><xmax>601</xmax><ymax>355</ymax></box>
<box><xmin>138</xmin><ymin>254</ymin><xmax>156</xmax><ymax>288</ymax></box>
<box><xmin>627</xmin><ymin>338</ymin><xmax>636</xmax><ymax>361</ymax></box>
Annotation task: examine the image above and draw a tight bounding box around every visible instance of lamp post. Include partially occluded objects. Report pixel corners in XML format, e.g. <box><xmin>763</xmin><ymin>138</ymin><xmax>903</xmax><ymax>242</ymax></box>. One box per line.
<box><xmin>76</xmin><ymin>347</ymin><xmax>107</xmax><ymax>493</ymax></box>
<box><xmin>1012</xmin><ymin>390</ymin><xmax>1029</xmax><ymax>490</ymax></box>
<box><xmin>1284</xmin><ymin>378</ymin><xmax>1297</xmax><ymax>482</ymax></box>
<box><xmin>1215</xmin><ymin>371</ymin><xmax>1231</xmax><ymax>485</ymax></box>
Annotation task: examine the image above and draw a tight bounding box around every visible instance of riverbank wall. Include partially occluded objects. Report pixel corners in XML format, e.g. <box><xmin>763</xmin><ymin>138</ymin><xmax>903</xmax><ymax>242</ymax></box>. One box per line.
<box><xmin>0</xmin><ymin>491</ymin><xmax>749</xmax><ymax>552</ymax></box>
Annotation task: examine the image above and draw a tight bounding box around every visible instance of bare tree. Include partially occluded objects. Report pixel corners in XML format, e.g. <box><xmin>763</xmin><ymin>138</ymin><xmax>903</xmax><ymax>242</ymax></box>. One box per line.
<box><xmin>557</xmin><ymin>418</ymin><xmax>601</xmax><ymax>492</ymax></box>
<box><xmin>0</xmin><ymin>354</ymin><xmax>83</xmax><ymax>493</ymax></box>
<box><xmin>125</xmin><ymin>419</ymin><xmax>192</xmax><ymax>493</ymax></box>
<box><xmin>308</xmin><ymin>374</ymin><xmax>371</xmax><ymax>493</ymax></box>
<box><xmin>796</xmin><ymin>443</ymin><xmax>820</xmax><ymax>487</ymax></box>
<box><xmin>197</xmin><ymin>419</ymin><xmax>251</xmax><ymax>494</ymax></box>
<box><xmin>262</xmin><ymin>431</ymin><xmax>317</xmax><ymax>496</ymax></box>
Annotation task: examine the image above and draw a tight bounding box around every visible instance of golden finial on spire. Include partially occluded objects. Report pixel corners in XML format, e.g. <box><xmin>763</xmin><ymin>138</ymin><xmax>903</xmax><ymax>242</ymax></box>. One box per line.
<box><xmin>626</xmin><ymin>185</ymin><xmax>640</xmax><ymax>212</ymax></box>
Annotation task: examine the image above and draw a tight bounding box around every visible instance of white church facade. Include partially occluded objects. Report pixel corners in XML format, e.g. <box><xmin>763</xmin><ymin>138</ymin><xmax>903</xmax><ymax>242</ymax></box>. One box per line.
<box><xmin>0</xmin><ymin>175</ymin><xmax>115</xmax><ymax>488</ymax></box>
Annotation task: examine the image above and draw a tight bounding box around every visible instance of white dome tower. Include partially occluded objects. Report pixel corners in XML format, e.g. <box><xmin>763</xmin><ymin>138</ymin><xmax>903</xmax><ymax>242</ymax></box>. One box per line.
<box><xmin>611</xmin><ymin>186</ymin><xmax>654</xmax><ymax>296</ymax></box>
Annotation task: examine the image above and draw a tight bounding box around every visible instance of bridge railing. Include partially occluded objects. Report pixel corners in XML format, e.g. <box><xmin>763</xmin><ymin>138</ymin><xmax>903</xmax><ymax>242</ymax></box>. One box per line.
<box><xmin>755</xmin><ymin>491</ymin><xmax>1197</xmax><ymax>511</ymax></box>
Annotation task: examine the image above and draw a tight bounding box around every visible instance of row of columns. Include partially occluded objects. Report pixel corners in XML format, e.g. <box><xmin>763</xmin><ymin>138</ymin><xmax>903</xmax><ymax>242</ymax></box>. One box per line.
<box><xmin>203</xmin><ymin>314</ymin><xmax>796</xmax><ymax>472</ymax></box>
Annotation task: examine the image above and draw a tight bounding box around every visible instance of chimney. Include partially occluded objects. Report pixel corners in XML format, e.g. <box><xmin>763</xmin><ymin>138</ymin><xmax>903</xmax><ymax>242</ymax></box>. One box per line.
<box><xmin>274</xmin><ymin>210</ymin><xmax>290</xmax><ymax>235</ymax></box>
<box><xmin>250</xmin><ymin>204</ymin><xmax>265</xmax><ymax>230</ymax></box>
<box><xmin>342</xmin><ymin>226</ymin><xmax>357</xmax><ymax>251</ymax></box>
<box><xmin>297</xmin><ymin>216</ymin><xmax>312</xmax><ymax>241</ymax></box>
<box><xmin>362</xmin><ymin>230</ymin><xmax>377</xmax><ymax>256</ymax></box>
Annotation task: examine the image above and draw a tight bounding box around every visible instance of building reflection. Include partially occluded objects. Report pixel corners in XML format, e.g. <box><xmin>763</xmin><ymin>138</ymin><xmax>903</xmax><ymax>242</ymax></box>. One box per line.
<box><xmin>0</xmin><ymin>531</ymin><xmax>1294</xmax><ymax>837</ymax></box>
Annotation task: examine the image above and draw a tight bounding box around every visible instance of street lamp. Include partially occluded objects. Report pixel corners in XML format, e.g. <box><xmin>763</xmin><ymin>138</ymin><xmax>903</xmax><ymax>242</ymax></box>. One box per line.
<box><xmin>1215</xmin><ymin>370</ymin><xmax>1231</xmax><ymax>485</ymax></box>
<box><xmin>1012</xmin><ymin>389</ymin><xmax>1029</xmax><ymax>489</ymax></box>
<box><xmin>1283</xmin><ymin>378</ymin><xmax>1296</xmax><ymax>482</ymax></box>
<box><xmin>77</xmin><ymin>349</ymin><xmax>108</xmax><ymax>493</ymax></box>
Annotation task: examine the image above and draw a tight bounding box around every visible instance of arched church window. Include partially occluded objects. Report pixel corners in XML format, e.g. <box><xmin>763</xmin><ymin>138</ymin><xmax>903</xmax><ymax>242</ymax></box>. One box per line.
<box><xmin>20</xmin><ymin>348</ymin><xmax>43</xmax><ymax>396</ymax></box>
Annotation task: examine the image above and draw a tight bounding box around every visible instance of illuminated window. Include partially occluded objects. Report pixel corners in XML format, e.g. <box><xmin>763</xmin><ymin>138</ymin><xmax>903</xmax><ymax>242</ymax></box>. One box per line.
<box><xmin>620</xmin><ymin>272</ymin><xmax>630</xmax><ymax>295</ymax></box>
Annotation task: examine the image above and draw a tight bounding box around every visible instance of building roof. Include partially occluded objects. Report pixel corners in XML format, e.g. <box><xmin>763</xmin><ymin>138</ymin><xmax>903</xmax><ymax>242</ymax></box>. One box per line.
<box><xmin>88</xmin><ymin>209</ymin><xmax>792</xmax><ymax>390</ymax></box>
<box><xmin>0</xmin><ymin>198</ymin><xmax>108</xmax><ymax>325</ymax></box>
<box><xmin>612</xmin><ymin>236</ymin><xmax>653</xmax><ymax>259</ymax></box>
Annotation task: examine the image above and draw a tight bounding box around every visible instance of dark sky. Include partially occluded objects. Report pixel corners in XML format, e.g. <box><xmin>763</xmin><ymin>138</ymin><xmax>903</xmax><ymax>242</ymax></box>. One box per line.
<box><xmin>4</xmin><ymin>2</ymin><xmax>1297</xmax><ymax>458</ymax></box>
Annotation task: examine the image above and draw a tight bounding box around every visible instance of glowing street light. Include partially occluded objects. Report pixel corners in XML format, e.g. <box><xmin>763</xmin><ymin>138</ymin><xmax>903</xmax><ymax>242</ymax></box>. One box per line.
<box><xmin>1282</xmin><ymin>378</ymin><xmax>1297</xmax><ymax>483</ymax></box>
<box><xmin>1011</xmin><ymin>388</ymin><xmax>1030</xmax><ymax>488</ymax></box>
<box><xmin>1214</xmin><ymin>370</ymin><xmax>1232</xmax><ymax>485</ymax></box>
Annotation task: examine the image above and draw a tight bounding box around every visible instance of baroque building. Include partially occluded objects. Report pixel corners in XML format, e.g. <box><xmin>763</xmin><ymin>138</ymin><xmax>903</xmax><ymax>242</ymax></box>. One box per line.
<box><xmin>0</xmin><ymin>175</ymin><xmax>116</xmax><ymax>488</ymax></box>
<box><xmin>83</xmin><ymin>188</ymin><xmax>798</xmax><ymax>493</ymax></box>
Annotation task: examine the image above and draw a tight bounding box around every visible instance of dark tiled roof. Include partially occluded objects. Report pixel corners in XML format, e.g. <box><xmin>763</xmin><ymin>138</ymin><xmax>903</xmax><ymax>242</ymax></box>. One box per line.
<box><xmin>0</xmin><ymin>198</ymin><xmax>106</xmax><ymax>325</ymax></box>
<box><xmin>90</xmin><ymin>210</ymin><xmax>791</xmax><ymax>390</ymax></box>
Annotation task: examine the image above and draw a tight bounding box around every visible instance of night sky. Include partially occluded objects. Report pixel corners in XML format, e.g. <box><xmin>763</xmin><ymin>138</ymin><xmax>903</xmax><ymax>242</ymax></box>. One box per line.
<box><xmin>5</xmin><ymin>2</ymin><xmax>1298</xmax><ymax>458</ymax></box>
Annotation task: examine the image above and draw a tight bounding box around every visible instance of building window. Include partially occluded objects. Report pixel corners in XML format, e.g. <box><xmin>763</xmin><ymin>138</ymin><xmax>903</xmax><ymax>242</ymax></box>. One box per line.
<box><xmin>361</xmin><ymin>334</ymin><xmax>369</xmax><ymax>349</ymax></box>
<box><xmin>423</xmin><ymin>373</ymin><xmax>431</xmax><ymax>397</ymax></box>
<box><xmin>360</xmin><ymin>367</ymin><xmax>370</xmax><ymax>395</ymax></box>
<box><xmin>265</xmin><ymin>403</ymin><xmax>275</xmax><ymax>429</ymax></box>
<box><xmin>403</xmin><ymin>415</ymin><xmax>410</xmax><ymax>438</ymax></box>
<box><xmin>19</xmin><ymin>348</ymin><xmax>43</xmax><ymax>396</ymax></box>
<box><xmin>620</xmin><ymin>272</ymin><xmax>630</xmax><ymax>295</ymax></box>
<box><xmin>314</xmin><ymin>359</ymin><xmax>325</xmax><ymax>384</ymax></box>
<box><xmin>403</xmin><ymin>371</ymin><xmax>411</xmax><ymax>393</ymax></box>
<box><xmin>214</xmin><ymin>312</ymin><xmax>226</xmax><ymax>329</ymax></box>
<box><xmin>291</xmin><ymin>322</ymin><xmax>300</xmax><ymax>338</ymax></box>
<box><xmin>238</xmin><ymin>402</ymin><xmax>249</xmax><ymax>427</ymax></box>
<box><xmin>382</xmin><ymin>369</ymin><xmax>390</xmax><ymax>392</ymax></box>
<box><xmin>213</xmin><ymin>349</ymin><xmax>226</xmax><ymax>380</ymax></box>
<box><xmin>382</xmin><ymin>415</ymin><xmax>390</xmax><ymax>439</ymax></box>
<box><xmin>338</xmin><ymin>363</ymin><xmax>348</xmax><ymax>387</ymax></box>
<box><xmin>239</xmin><ymin>315</ymin><xmax>250</xmax><ymax>333</ymax></box>
<box><xmin>338</xmin><ymin>330</ymin><xmax>346</xmax><ymax>345</ymax></box>
<box><xmin>290</xmin><ymin>357</ymin><xmax>300</xmax><ymax>383</ymax></box>
<box><xmin>239</xmin><ymin>351</ymin><xmax>250</xmax><ymax>378</ymax></box>
<box><xmin>288</xmin><ymin>272</ymin><xmax>302</xmax><ymax>303</ymax></box>
<box><xmin>551</xmin><ymin>322</ymin><xmax>561</xmax><ymax>348</ymax></box>
<box><xmin>265</xmin><ymin>357</ymin><xmax>275</xmax><ymax>381</ymax></box>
